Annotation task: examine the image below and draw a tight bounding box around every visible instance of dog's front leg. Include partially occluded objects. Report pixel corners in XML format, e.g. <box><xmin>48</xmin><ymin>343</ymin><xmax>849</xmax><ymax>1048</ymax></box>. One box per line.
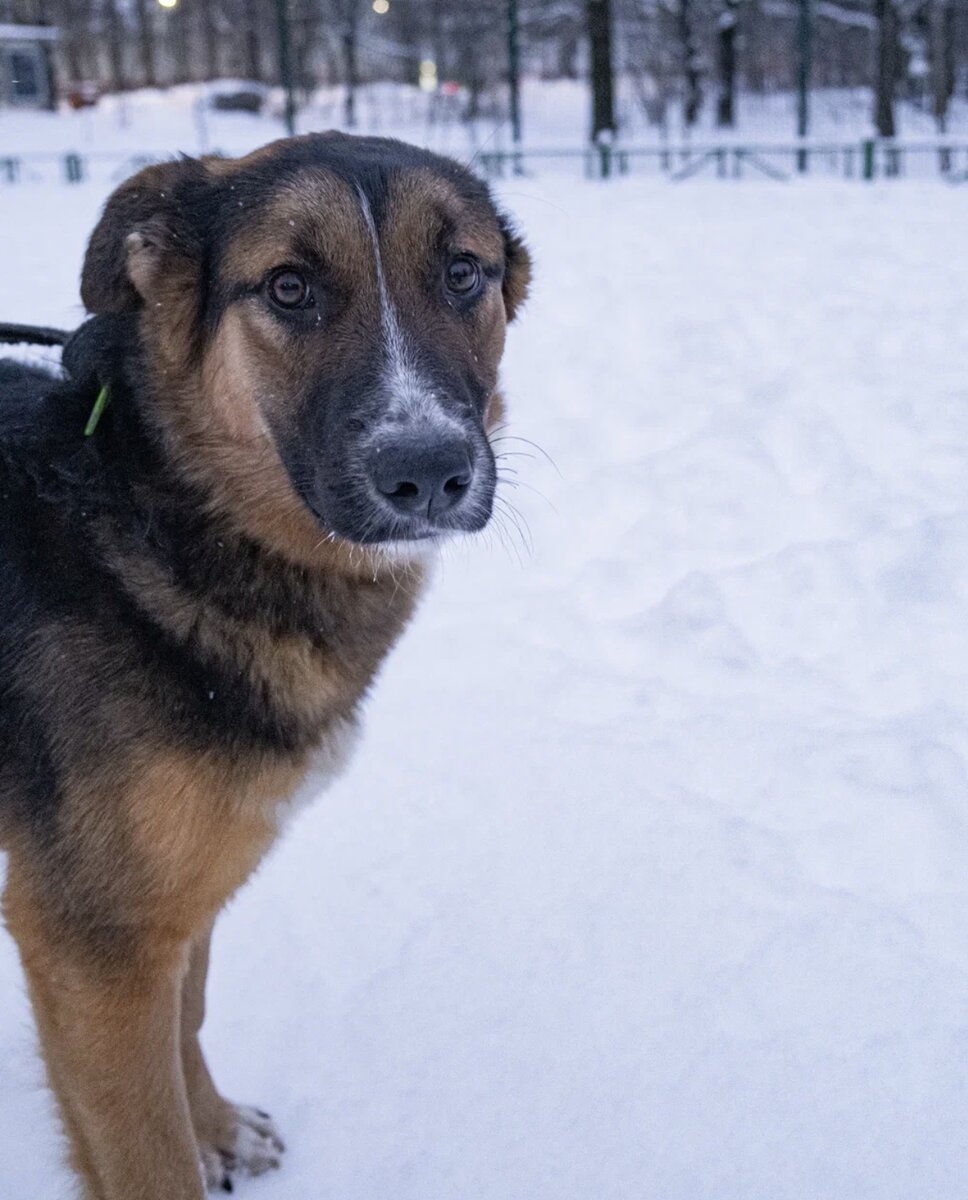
<box><xmin>3</xmin><ymin>860</ymin><xmax>204</xmax><ymax>1200</ymax></box>
<box><xmin>181</xmin><ymin>923</ymin><xmax>285</xmax><ymax>1191</ymax></box>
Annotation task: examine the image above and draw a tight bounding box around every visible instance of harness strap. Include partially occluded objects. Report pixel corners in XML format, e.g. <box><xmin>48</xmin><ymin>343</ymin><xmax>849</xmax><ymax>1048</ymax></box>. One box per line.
<box><xmin>0</xmin><ymin>322</ymin><xmax>71</xmax><ymax>348</ymax></box>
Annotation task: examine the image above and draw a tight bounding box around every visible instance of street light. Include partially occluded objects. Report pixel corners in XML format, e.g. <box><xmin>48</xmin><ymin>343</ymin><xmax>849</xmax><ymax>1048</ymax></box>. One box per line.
<box><xmin>419</xmin><ymin>59</ymin><xmax>438</xmax><ymax>92</ymax></box>
<box><xmin>373</xmin><ymin>0</ymin><xmax>390</xmax><ymax>12</ymax></box>
<box><xmin>158</xmin><ymin>0</ymin><xmax>178</xmax><ymax>9</ymax></box>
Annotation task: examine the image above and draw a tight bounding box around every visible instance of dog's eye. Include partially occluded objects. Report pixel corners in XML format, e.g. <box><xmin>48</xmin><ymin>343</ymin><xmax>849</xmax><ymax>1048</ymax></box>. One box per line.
<box><xmin>445</xmin><ymin>256</ymin><xmax>481</xmax><ymax>297</ymax></box>
<box><xmin>268</xmin><ymin>269</ymin><xmax>312</xmax><ymax>310</ymax></box>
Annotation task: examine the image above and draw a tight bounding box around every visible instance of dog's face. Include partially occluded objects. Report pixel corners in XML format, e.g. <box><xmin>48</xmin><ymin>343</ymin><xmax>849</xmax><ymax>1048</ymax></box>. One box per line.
<box><xmin>80</xmin><ymin>135</ymin><xmax>530</xmax><ymax>558</ymax></box>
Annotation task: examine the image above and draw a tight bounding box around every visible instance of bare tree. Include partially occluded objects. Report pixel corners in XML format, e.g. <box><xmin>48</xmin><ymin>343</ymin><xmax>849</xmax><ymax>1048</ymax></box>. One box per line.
<box><xmin>873</xmin><ymin>0</ymin><xmax>899</xmax><ymax>136</ymax></box>
<box><xmin>103</xmin><ymin>0</ymin><xmax>126</xmax><ymax>91</ymax></box>
<box><xmin>588</xmin><ymin>0</ymin><xmax>617</xmax><ymax>139</ymax></box>
<box><xmin>133</xmin><ymin>0</ymin><xmax>157</xmax><ymax>87</ymax></box>
<box><xmin>36</xmin><ymin>0</ymin><xmax>968</xmax><ymax>152</ymax></box>
<box><xmin>243</xmin><ymin>0</ymin><xmax>263</xmax><ymax>81</ymax></box>
<box><xmin>198</xmin><ymin>0</ymin><xmax>220</xmax><ymax>82</ymax></box>
<box><xmin>53</xmin><ymin>0</ymin><xmax>85</xmax><ymax>82</ymax></box>
<box><xmin>339</xmin><ymin>0</ymin><xmax>360</xmax><ymax>127</ymax></box>
<box><xmin>676</xmin><ymin>0</ymin><xmax>704</xmax><ymax>126</ymax></box>
<box><xmin>929</xmin><ymin>0</ymin><xmax>955</xmax><ymax>132</ymax></box>
<box><xmin>716</xmin><ymin>0</ymin><xmax>741</xmax><ymax>125</ymax></box>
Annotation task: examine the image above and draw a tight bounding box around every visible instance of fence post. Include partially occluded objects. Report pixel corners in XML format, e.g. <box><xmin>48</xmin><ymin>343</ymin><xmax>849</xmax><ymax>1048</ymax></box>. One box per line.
<box><xmin>862</xmin><ymin>139</ymin><xmax>876</xmax><ymax>181</ymax></box>
<box><xmin>598</xmin><ymin>142</ymin><xmax>612</xmax><ymax>179</ymax></box>
<box><xmin>64</xmin><ymin>153</ymin><xmax>84</xmax><ymax>183</ymax></box>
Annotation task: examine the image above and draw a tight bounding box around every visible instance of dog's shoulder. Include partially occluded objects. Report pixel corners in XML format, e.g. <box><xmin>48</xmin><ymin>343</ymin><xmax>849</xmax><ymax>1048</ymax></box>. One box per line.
<box><xmin>0</xmin><ymin>359</ymin><xmax>72</xmax><ymax>446</ymax></box>
<box><xmin>0</xmin><ymin>352</ymin><xmax>108</xmax><ymax>501</ymax></box>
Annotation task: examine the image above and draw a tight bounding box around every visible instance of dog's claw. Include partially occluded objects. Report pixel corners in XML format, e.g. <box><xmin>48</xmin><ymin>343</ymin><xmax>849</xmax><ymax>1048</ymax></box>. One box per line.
<box><xmin>199</xmin><ymin>1105</ymin><xmax>285</xmax><ymax>1191</ymax></box>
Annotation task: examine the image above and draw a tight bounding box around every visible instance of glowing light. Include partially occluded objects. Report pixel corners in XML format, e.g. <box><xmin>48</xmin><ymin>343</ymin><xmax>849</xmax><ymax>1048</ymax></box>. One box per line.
<box><xmin>158</xmin><ymin>0</ymin><xmax>178</xmax><ymax>8</ymax></box>
<box><xmin>372</xmin><ymin>0</ymin><xmax>389</xmax><ymax>12</ymax></box>
<box><xmin>419</xmin><ymin>59</ymin><xmax>438</xmax><ymax>92</ymax></box>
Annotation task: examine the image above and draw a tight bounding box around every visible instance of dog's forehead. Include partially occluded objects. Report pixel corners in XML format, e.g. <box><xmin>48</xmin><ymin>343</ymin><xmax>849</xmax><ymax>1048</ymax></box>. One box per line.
<box><xmin>218</xmin><ymin>154</ymin><xmax>504</xmax><ymax>284</ymax></box>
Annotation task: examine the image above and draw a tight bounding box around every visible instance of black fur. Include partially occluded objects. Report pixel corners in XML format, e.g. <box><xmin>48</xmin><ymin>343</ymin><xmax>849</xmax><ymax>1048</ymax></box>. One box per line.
<box><xmin>0</xmin><ymin>324</ymin><xmax>397</xmax><ymax>842</ymax></box>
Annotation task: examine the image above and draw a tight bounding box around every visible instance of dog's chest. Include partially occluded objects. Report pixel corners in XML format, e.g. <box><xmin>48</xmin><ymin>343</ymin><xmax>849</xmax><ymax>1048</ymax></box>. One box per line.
<box><xmin>274</xmin><ymin>713</ymin><xmax>362</xmax><ymax>827</ymax></box>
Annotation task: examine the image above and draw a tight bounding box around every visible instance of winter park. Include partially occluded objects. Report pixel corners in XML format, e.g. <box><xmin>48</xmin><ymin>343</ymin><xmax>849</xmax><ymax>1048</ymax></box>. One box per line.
<box><xmin>1</xmin><ymin>2</ymin><xmax>968</xmax><ymax>1199</ymax></box>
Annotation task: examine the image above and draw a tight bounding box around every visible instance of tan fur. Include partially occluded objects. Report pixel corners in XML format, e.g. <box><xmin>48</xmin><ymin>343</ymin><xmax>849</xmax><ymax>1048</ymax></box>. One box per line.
<box><xmin>5</xmin><ymin>859</ymin><xmax>201</xmax><ymax>1200</ymax></box>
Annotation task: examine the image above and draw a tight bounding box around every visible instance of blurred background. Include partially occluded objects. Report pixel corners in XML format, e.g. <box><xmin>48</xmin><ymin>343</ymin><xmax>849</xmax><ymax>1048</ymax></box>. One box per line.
<box><xmin>3</xmin><ymin>4</ymin><xmax>968</xmax><ymax>1200</ymax></box>
<box><xmin>1</xmin><ymin>0</ymin><xmax>968</xmax><ymax>176</ymax></box>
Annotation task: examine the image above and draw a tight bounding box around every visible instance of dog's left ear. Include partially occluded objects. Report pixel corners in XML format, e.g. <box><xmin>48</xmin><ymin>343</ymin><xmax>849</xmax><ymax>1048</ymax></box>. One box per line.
<box><xmin>500</xmin><ymin>216</ymin><xmax>532</xmax><ymax>323</ymax></box>
<box><xmin>81</xmin><ymin>157</ymin><xmax>211</xmax><ymax>315</ymax></box>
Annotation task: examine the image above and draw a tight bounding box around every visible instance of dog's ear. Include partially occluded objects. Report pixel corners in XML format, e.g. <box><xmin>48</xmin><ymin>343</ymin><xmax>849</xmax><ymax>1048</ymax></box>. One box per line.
<box><xmin>81</xmin><ymin>158</ymin><xmax>211</xmax><ymax>315</ymax></box>
<box><xmin>500</xmin><ymin>216</ymin><xmax>532</xmax><ymax>323</ymax></box>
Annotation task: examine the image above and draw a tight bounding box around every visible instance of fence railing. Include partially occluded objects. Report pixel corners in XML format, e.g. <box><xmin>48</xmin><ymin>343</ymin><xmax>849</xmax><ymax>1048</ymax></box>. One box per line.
<box><xmin>1</xmin><ymin>141</ymin><xmax>967</xmax><ymax>187</ymax></box>
<box><xmin>0</xmin><ymin>151</ymin><xmax>162</xmax><ymax>186</ymax></box>
<box><xmin>479</xmin><ymin>140</ymin><xmax>968</xmax><ymax>182</ymax></box>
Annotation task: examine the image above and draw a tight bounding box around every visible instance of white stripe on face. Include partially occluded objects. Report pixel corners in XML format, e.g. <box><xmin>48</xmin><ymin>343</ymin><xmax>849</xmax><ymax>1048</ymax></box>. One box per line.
<box><xmin>356</xmin><ymin>186</ymin><xmax>463</xmax><ymax>434</ymax></box>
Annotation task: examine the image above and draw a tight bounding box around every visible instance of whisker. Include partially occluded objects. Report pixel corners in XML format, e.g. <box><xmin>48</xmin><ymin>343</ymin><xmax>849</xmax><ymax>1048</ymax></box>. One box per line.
<box><xmin>494</xmin><ymin>493</ymin><xmax>533</xmax><ymax>559</ymax></box>
<box><xmin>491</xmin><ymin>434</ymin><xmax>561</xmax><ymax>477</ymax></box>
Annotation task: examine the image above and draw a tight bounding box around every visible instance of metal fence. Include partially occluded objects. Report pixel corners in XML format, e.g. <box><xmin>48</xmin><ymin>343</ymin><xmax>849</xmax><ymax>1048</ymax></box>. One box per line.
<box><xmin>0</xmin><ymin>151</ymin><xmax>162</xmax><ymax>186</ymax></box>
<box><xmin>479</xmin><ymin>141</ymin><xmax>968</xmax><ymax>182</ymax></box>
<box><xmin>1</xmin><ymin>141</ymin><xmax>967</xmax><ymax>187</ymax></box>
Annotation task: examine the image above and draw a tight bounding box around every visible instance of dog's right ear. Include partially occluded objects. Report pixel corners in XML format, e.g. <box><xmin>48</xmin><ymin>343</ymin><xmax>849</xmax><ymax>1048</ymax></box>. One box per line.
<box><xmin>80</xmin><ymin>158</ymin><xmax>211</xmax><ymax>315</ymax></box>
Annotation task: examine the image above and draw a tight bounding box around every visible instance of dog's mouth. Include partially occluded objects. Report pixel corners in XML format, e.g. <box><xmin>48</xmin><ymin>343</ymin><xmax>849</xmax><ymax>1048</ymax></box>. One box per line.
<box><xmin>304</xmin><ymin>483</ymin><xmax>495</xmax><ymax>548</ymax></box>
<box><xmin>296</xmin><ymin>427</ymin><xmax>497</xmax><ymax>548</ymax></box>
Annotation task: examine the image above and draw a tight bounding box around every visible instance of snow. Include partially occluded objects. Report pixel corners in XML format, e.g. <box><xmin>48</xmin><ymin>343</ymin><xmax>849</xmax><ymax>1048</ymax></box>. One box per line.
<box><xmin>3</xmin><ymin>163</ymin><xmax>968</xmax><ymax>1198</ymax></box>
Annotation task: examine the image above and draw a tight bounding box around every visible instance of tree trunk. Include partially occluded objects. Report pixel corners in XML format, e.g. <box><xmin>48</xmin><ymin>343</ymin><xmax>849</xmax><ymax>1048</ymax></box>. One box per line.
<box><xmin>716</xmin><ymin>0</ymin><xmax>739</xmax><ymax>126</ymax></box>
<box><xmin>133</xmin><ymin>0</ymin><xmax>157</xmax><ymax>87</ymax></box>
<box><xmin>929</xmin><ymin>0</ymin><xmax>954</xmax><ymax>133</ymax></box>
<box><xmin>103</xmin><ymin>0</ymin><xmax>126</xmax><ymax>91</ymax></box>
<box><xmin>290</xmin><ymin>0</ymin><xmax>317</xmax><ymax>103</ymax></box>
<box><xmin>169</xmin><ymin>5</ymin><xmax>190</xmax><ymax>84</ymax></box>
<box><xmin>342</xmin><ymin>4</ymin><xmax>358</xmax><ymax>127</ymax></box>
<box><xmin>558</xmin><ymin>24</ymin><xmax>580</xmax><ymax>79</ymax></box>
<box><xmin>873</xmin><ymin>0</ymin><xmax>898</xmax><ymax>137</ymax></box>
<box><xmin>677</xmin><ymin>0</ymin><xmax>703</xmax><ymax>127</ymax></box>
<box><xmin>54</xmin><ymin>0</ymin><xmax>84</xmax><ymax>82</ymax></box>
<box><xmin>587</xmin><ymin>0</ymin><xmax>616</xmax><ymax>141</ymax></box>
<box><xmin>199</xmin><ymin>0</ymin><xmax>220</xmax><ymax>82</ymax></box>
<box><xmin>744</xmin><ymin>0</ymin><xmax>766</xmax><ymax>93</ymax></box>
<box><xmin>244</xmin><ymin>0</ymin><xmax>262</xmax><ymax>81</ymax></box>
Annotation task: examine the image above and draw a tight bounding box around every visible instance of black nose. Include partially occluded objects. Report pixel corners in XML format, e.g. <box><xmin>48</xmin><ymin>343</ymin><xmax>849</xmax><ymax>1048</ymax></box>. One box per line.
<box><xmin>369</xmin><ymin>436</ymin><xmax>474</xmax><ymax>519</ymax></box>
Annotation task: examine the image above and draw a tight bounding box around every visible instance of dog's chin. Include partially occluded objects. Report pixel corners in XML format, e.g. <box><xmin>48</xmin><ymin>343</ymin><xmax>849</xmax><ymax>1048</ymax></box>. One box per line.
<box><xmin>365</xmin><ymin>536</ymin><xmax>445</xmax><ymax>564</ymax></box>
<box><xmin>302</xmin><ymin>501</ymin><xmax>491</xmax><ymax>565</ymax></box>
<box><xmin>306</xmin><ymin>489</ymin><xmax>494</xmax><ymax>552</ymax></box>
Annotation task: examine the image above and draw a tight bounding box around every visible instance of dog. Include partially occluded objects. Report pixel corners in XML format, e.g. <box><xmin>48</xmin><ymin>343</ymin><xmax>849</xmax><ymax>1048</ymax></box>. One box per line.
<box><xmin>0</xmin><ymin>132</ymin><xmax>530</xmax><ymax>1199</ymax></box>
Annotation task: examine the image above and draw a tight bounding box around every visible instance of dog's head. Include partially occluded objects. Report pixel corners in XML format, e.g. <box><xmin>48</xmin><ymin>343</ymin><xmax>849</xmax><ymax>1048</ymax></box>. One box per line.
<box><xmin>80</xmin><ymin>134</ymin><xmax>530</xmax><ymax>562</ymax></box>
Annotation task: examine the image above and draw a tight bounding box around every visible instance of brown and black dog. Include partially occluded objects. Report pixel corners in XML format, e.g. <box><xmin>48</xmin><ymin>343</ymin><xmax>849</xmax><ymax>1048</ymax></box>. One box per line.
<box><xmin>0</xmin><ymin>132</ymin><xmax>530</xmax><ymax>1198</ymax></box>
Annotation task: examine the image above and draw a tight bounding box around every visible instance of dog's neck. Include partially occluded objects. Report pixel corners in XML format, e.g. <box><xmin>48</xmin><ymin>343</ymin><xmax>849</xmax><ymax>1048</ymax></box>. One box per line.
<box><xmin>34</xmin><ymin>330</ymin><xmax>426</xmax><ymax>753</ymax></box>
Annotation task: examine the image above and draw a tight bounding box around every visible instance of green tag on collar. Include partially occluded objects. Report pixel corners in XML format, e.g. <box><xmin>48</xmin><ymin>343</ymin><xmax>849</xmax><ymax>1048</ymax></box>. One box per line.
<box><xmin>83</xmin><ymin>383</ymin><xmax>111</xmax><ymax>437</ymax></box>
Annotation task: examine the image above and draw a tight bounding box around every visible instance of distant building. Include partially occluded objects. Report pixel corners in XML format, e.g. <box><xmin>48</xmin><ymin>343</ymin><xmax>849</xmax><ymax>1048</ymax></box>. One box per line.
<box><xmin>0</xmin><ymin>23</ymin><xmax>57</xmax><ymax>110</ymax></box>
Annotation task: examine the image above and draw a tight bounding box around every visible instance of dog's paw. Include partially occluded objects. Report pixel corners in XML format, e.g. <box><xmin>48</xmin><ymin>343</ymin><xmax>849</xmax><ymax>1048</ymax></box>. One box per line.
<box><xmin>198</xmin><ymin>1105</ymin><xmax>285</xmax><ymax>1192</ymax></box>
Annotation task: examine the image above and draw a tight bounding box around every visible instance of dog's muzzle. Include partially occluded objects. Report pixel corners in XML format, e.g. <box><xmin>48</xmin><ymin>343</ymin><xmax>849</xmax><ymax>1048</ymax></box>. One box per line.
<box><xmin>356</xmin><ymin>418</ymin><xmax>494</xmax><ymax>540</ymax></box>
<box><xmin>367</xmin><ymin>431</ymin><xmax>474</xmax><ymax>521</ymax></box>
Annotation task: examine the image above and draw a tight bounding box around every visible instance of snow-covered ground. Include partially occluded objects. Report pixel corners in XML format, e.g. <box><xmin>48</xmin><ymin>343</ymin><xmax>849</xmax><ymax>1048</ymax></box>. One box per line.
<box><xmin>3</xmin><ymin>168</ymin><xmax>968</xmax><ymax>1199</ymax></box>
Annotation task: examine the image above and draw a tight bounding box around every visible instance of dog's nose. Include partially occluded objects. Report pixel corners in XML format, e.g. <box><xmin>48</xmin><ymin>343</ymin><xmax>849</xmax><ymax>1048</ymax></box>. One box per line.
<box><xmin>369</xmin><ymin>436</ymin><xmax>474</xmax><ymax>518</ymax></box>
